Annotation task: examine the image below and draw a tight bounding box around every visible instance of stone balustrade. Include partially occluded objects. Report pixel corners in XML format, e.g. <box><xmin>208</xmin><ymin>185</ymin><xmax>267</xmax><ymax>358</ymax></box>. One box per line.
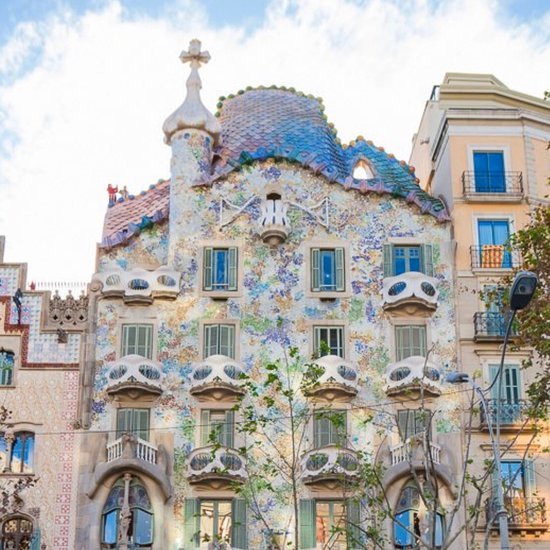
<box><xmin>385</xmin><ymin>356</ymin><xmax>442</xmax><ymax>396</ymax></box>
<box><xmin>390</xmin><ymin>440</ymin><xmax>441</xmax><ymax>466</ymax></box>
<box><xmin>106</xmin><ymin>434</ymin><xmax>158</xmax><ymax>465</ymax></box>
<box><xmin>93</xmin><ymin>266</ymin><xmax>181</xmax><ymax>303</ymax></box>
<box><xmin>382</xmin><ymin>271</ymin><xmax>438</xmax><ymax>314</ymax></box>
<box><xmin>105</xmin><ymin>354</ymin><xmax>164</xmax><ymax>396</ymax></box>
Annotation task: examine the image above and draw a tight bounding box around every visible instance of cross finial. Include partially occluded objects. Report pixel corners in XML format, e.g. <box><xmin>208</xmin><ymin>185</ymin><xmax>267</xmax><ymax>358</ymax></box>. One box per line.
<box><xmin>179</xmin><ymin>39</ymin><xmax>210</xmax><ymax>68</ymax></box>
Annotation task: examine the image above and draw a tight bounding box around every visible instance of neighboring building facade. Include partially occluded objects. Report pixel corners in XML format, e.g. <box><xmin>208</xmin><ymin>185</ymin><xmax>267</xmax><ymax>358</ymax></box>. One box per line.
<box><xmin>410</xmin><ymin>73</ymin><xmax>550</xmax><ymax>546</ymax></box>
<box><xmin>0</xmin><ymin>236</ymin><xmax>87</xmax><ymax>549</ymax></box>
<box><xmin>72</xmin><ymin>42</ymin><xmax>461</xmax><ymax>549</ymax></box>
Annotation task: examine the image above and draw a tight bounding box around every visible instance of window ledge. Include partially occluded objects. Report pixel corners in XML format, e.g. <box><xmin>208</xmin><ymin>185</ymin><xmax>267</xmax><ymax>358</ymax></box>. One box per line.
<box><xmin>463</xmin><ymin>192</ymin><xmax>524</xmax><ymax>203</ymax></box>
<box><xmin>200</xmin><ymin>290</ymin><xmax>242</xmax><ymax>300</ymax></box>
<box><xmin>306</xmin><ymin>291</ymin><xmax>351</xmax><ymax>300</ymax></box>
<box><xmin>0</xmin><ymin>471</ymin><xmax>35</xmax><ymax>477</ymax></box>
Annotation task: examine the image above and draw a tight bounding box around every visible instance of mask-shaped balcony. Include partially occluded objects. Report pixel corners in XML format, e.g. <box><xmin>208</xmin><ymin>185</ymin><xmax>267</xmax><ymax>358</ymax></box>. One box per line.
<box><xmin>303</xmin><ymin>356</ymin><xmax>359</xmax><ymax>402</ymax></box>
<box><xmin>385</xmin><ymin>356</ymin><xmax>442</xmax><ymax>397</ymax></box>
<box><xmin>301</xmin><ymin>446</ymin><xmax>360</xmax><ymax>489</ymax></box>
<box><xmin>93</xmin><ymin>266</ymin><xmax>181</xmax><ymax>304</ymax></box>
<box><xmin>187</xmin><ymin>445</ymin><xmax>247</xmax><ymax>490</ymax></box>
<box><xmin>259</xmin><ymin>197</ymin><xmax>289</xmax><ymax>245</ymax></box>
<box><xmin>382</xmin><ymin>272</ymin><xmax>438</xmax><ymax>316</ymax></box>
<box><xmin>190</xmin><ymin>355</ymin><xmax>245</xmax><ymax>402</ymax></box>
<box><xmin>105</xmin><ymin>355</ymin><xmax>164</xmax><ymax>398</ymax></box>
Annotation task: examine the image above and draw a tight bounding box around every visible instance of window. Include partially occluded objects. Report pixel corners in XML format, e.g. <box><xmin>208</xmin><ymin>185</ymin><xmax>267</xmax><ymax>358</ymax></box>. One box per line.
<box><xmin>397</xmin><ymin>409</ymin><xmax>431</xmax><ymax>441</ymax></box>
<box><xmin>313</xmin><ymin>410</ymin><xmax>347</xmax><ymax>448</ymax></box>
<box><xmin>477</xmin><ymin>219</ymin><xmax>511</xmax><ymax>268</ymax></box>
<box><xmin>203</xmin><ymin>324</ymin><xmax>235</xmax><ymax>359</ymax></box>
<box><xmin>121</xmin><ymin>324</ymin><xmax>153</xmax><ymax>359</ymax></box>
<box><xmin>0</xmin><ymin>350</ymin><xmax>14</xmax><ymax>386</ymax></box>
<box><xmin>498</xmin><ymin>460</ymin><xmax>536</xmax><ymax>499</ymax></box>
<box><xmin>101</xmin><ymin>477</ymin><xmax>153</xmax><ymax>548</ymax></box>
<box><xmin>201</xmin><ymin>410</ymin><xmax>235</xmax><ymax>448</ymax></box>
<box><xmin>311</xmin><ymin>248</ymin><xmax>345</xmax><ymax>292</ymax></box>
<box><xmin>184</xmin><ymin>499</ymin><xmax>247</xmax><ymax>549</ymax></box>
<box><xmin>473</xmin><ymin>151</ymin><xmax>505</xmax><ymax>192</ymax></box>
<box><xmin>1</xmin><ymin>516</ymin><xmax>34</xmax><ymax>549</ymax></box>
<box><xmin>0</xmin><ymin>432</ymin><xmax>35</xmax><ymax>474</ymax></box>
<box><xmin>383</xmin><ymin>244</ymin><xmax>434</xmax><ymax>277</ymax></box>
<box><xmin>489</xmin><ymin>364</ymin><xmax>521</xmax><ymax>403</ymax></box>
<box><xmin>299</xmin><ymin>499</ymin><xmax>360</xmax><ymax>549</ymax></box>
<box><xmin>116</xmin><ymin>408</ymin><xmax>150</xmax><ymax>441</ymax></box>
<box><xmin>395</xmin><ymin>326</ymin><xmax>427</xmax><ymax>361</ymax></box>
<box><xmin>313</xmin><ymin>326</ymin><xmax>344</xmax><ymax>358</ymax></box>
<box><xmin>203</xmin><ymin>247</ymin><xmax>238</xmax><ymax>292</ymax></box>
<box><xmin>394</xmin><ymin>485</ymin><xmax>444</xmax><ymax>549</ymax></box>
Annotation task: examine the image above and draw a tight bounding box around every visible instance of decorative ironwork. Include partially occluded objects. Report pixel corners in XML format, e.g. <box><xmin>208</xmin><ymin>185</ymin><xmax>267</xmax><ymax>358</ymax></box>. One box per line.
<box><xmin>480</xmin><ymin>399</ymin><xmax>530</xmax><ymax>426</ymax></box>
<box><xmin>485</xmin><ymin>497</ymin><xmax>547</xmax><ymax>528</ymax></box>
<box><xmin>473</xmin><ymin>312</ymin><xmax>518</xmax><ymax>339</ymax></box>
<box><xmin>470</xmin><ymin>246</ymin><xmax>521</xmax><ymax>269</ymax></box>
<box><xmin>462</xmin><ymin>171</ymin><xmax>523</xmax><ymax>195</ymax></box>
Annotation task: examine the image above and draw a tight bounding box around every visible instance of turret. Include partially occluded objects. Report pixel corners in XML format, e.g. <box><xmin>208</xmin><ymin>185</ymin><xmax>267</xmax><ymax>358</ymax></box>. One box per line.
<box><xmin>162</xmin><ymin>39</ymin><xmax>220</xmax><ymax>268</ymax></box>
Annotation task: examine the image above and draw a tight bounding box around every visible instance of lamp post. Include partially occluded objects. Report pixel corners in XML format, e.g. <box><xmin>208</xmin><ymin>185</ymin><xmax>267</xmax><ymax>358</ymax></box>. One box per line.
<box><xmin>449</xmin><ymin>270</ymin><xmax>538</xmax><ymax>550</ymax></box>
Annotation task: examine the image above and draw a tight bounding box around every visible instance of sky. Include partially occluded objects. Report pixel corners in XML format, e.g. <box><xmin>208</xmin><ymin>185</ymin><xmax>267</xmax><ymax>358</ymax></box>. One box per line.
<box><xmin>0</xmin><ymin>0</ymin><xmax>549</xmax><ymax>285</ymax></box>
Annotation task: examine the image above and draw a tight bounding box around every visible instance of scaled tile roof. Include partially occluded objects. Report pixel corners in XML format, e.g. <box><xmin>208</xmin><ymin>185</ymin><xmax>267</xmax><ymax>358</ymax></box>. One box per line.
<box><xmin>101</xmin><ymin>87</ymin><xmax>449</xmax><ymax>249</ymax></box>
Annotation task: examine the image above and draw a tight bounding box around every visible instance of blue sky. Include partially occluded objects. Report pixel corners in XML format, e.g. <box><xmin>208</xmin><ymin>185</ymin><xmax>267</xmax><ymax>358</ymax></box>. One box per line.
<box><xmin>0</xmin><ymin>0</ymin><xmax>548</xmax><ymax>282</ymax></box>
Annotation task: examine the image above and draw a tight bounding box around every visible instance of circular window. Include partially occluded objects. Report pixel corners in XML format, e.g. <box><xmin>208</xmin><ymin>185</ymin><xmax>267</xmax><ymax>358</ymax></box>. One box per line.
<box><xmin>157</xmin><ymin>275</ymin><xmax>177</xmax><ymax>287</ymax></box>
<box><xmin>388</xmin><ymin>282</ymin><xmax>407</xmax><ymax>296</ymax></box>
<box><xmin>337</xmin><ymin>364</ymin><xmax>357</xmax><ymax>381</ymax></box>
<box><xmin>421</xmin><ymin>282</ymin><xmax>436</xmax><ymax>296</ymax></box>
<box><xmin>193</xmin><ymin>365</ymin><xmax>212</xmax><ymax>381</ymax></box>
<box><xmin>221</xmin><ymin>453</ymin><xmax>243</xmax><ymax>471</ymax></box>
<box><xmin>306</xmin><ymin>453</ymin><xmax>329</xmax><ymax>471</ymax></box>
<box><xmin>109</xmin><ymin>365</ymin><xmax>127</xmax><ymax>380</ymax></box>
<box><xmin>423</xmin><ymin>367</ymin><xmax>440</xmax><ymax>381</ymax></box>
<box><xmin>139</xmin><ymin>364</ymin><xmax>161</xmax><ymax>380</ymax></box>
<box><xmin>128</xmin><ymin>279</ymin><xmax>149</xmax><ymax>290</ymax></box>
<box><xmin>389</xmin><ymin>367</ymin><xmax>411</xmax><ymax>382</ymax></box>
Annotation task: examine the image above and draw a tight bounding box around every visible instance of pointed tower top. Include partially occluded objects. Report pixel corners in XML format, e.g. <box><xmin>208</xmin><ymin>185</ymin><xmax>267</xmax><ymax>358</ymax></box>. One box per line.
<box><xmin>162</xmin><ymin>39</ymin><xmax>221</xmax><ymax>145</ymax></box>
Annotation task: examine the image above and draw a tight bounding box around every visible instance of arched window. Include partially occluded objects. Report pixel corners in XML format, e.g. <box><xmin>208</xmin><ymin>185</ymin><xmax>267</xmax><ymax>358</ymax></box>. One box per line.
<box><xmin>352</xmin><ymin>159</ymin><xmax>375</xmax><ymax>180</ymax></box>
<box><xmin>394</xmin><ymin>484</ymin><xmax>444</xmax><ymax>549</ymax></box>
<box><xmin>0</xmin><ymin>350</ymin><xmax>14</xmax><ymax>386</ymax></box>
<box><xmin>1</xmin><ymin>515</ymin><xmax>34</xmax><ymax>549</ymax></box>
<box><xmin>101</xmin><ymin>476</ymin><xmax>153</xmax><ymax>549</ymax></box>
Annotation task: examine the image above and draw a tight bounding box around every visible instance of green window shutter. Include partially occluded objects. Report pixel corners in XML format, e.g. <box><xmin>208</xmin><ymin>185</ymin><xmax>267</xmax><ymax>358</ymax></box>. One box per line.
<box><xmin>397</xmin><ymin>410</ymin><xmax>415</xmax><ymax>441</ymax></box>
<box><xmin>346</xmin><ymin>499</ymin><xmax>361</xmax><ymax>550</ymax></box>
<box><xmin>204</xmin><ymin>325</ymin><xmax>218</xmax><ymax>358</ymax></box>
<box><xmin>121</xmin><ymin>325</ymin><xmax>134</xmax><ymax>355</ymax></box>
<box><xmin>30</xmin><ymin>527</ymin><xmax>41</xmax><ymax>550</ymax></box>
<box><xmin>505</xmin><ymin>366</ymin><xmax>520</xmax><ymax>403</ymax></box>
<box><xmin>228</xmin><ymin>247</ymin><xmax>238</xmax><ymax>291</ymax></box>
<box><xmin>383</xmin><ymin>244</ymin><xmax>393</xmax><ymax>277</ymax></box>
<box><xmin>117</xmin><ymin>409</ymin><xmax>132</xmax><ymax>437</ymax></box>
<box><xmin>524</xmin><ymin>459</ymin><xmax>536</xmax><ymax>496</ymax></box>
<box><xmin>335</xmin><ymin>248</ymin><xmax>345</xmax><ymax>291</ymax></box>
<box><xmin>224</xmin><ymin>410</ymin><xmax>235</xmax><ymax>448</ymax></box>
<box><xmin>299</xmin><ymin>499</ymin><xmax>316</xmax><ymax>549</ymax></box>
<box><xmin>422</xmin><ymin>244</ymin><xmax>434</xmax><ymax>276</ymax></box>
<box><xmin>219</xmin><ymin>325</ymin><xmax>235</xmax><ymax>359</ymax></box>
<box><xmin>489</xmin><ymin>365</ymin><xmax>500</xmax><ymax>400</ymax></box>
<box><xmin>183</xmin><ymin>499</ymin><xmax>200</xmax><ymax>549</ymax></box>
<box><xmin>201</xmin><ymin>410</ymin><xmax>210</xmax><ymax>446</ymax></box>
<box><xmin>231</xmin><ymin>499</ymin><xmax>247</xmax><ymax>549</ymax></box>
<box><xmin>203</xmin><ymin>248</ymin><xmax>213</xmax><ymax>290</ymax></box>
<box><xmin>311</xmin><ymin>248</ymin><xmax>320</xmax><ymax>291</ymax></box>
<box><xmin>134</xmin><ymin>409</ymin><xmax>150</xmax><ymax>441</ymax></box>
<box><xmin>314</xmin><ymin>414</ymin><xmax>331</xmax><ymax>448</ymax></box>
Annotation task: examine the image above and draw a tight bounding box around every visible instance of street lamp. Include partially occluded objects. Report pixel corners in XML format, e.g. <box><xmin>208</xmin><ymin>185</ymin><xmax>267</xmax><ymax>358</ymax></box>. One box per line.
<box><xmin>449</xmin><ymin>270</ymin><xmax>538</xmax><ymax>550</ymax></box>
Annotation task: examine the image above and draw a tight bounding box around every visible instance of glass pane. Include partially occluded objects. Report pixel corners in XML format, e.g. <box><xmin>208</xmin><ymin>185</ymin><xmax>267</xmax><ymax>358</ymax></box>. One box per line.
<box><xmin>316</xmin><ymin>502</ymin><xmax>331</xmax><ymax>544</ymax></box>
<box><xmin>394</xmin><ymin>247</ymin><xmax>406</xmax><ymax>276</ymax></box>
<box><xmin>102</xmin><ymin>509</ymin><xmax>118</xmax><ymax>544</ymax></box>
<box><xmin>134</xmin><ymin>509</ymin><xmax>154</xmax><ymax>544</ymax></box>
<box><xmin>200</xmin><ymin>501</ymin><xmax>215</xmax><ymax>545</ymax></box>
<box><xmin>217</xmin><ymin>502</ymin><xmax>232</xmax><ymax>544</ymax></box>
<box><xmin>408</xmin><ymin>247</ymin><xmax>421</xmax><ymax>272</ymax></box>
<box><xmin>320</xmin><ymin>250</ymin><xmax>335</xmax><ymax>290</ymax></box>
<box><xmin>214</xmin><ymin>249</ymin><xmax>228</xmax><ymax>288</ymax></box>
<box><xmin>501</xmin><ymin>461</ymin><xmax>524</xmax><ymax>496</ymax></box>
<box><xmin>22</xmin><ymin>434</ymin><xmax>34</xmax><ymax>473</ymax></box>
<box><xmin>0</xmin><ymin>351</ymin><xmax>14</xmax><ymax>385</ymax></box>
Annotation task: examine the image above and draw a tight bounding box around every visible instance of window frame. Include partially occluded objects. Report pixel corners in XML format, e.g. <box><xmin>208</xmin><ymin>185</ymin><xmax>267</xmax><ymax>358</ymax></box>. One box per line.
<box><xmin>1</xmin><ymin>431</ymin><xmax>36</xmax><ymax>474</ymax></box>
<box><xmin>0</xmin><ymin>349</ymin><xmax>15</xmax><ymax>386</ymax></box>
<box><xmin>394</xmin><ymin>324</ymin><xmax>428</xmax><ymax>362</ymax></box>
<box><xmin>313</xmin><ymin>410</ymin><xmax>348</xmax><ymax>448</ymax></box>
<box><xmin>397</xmin><ymin>409</ymin><xmax>432</xmax><ymax>441</ymax></box>
<box><xmin>383</xmin><ymin>243</ymin><xmax>434</xmax><ymax>277</ymax></box>
<box><xmin>305</xmin><ymin>240</ymin><xmax>351</xmax><ymax>299</ymax></box>
<box><xmin>472</xmin><ymin>150</ymin><xmax>506</xmax><ymax>193</ymax></box>
<box><xmin>120</xmin><ymin>323</ymin><xmax>154</xmax><ymax>359</ymax></box>
<box><xmin>200</xmin><ymin>409</ymin><xmax>235</xmax><ymax>448</ymax></box>
<box><xmin>198</xmin><ymin>240</ymin><xmax>244</xmax><ymax>299</ymax></box>
<box><xmin>201</xmin><ymin>321</ymin><xmax>238</xmax><ymax>359</ymax></box>
<box><xmin>312</xmin><ymin>324</ymin><xmax>346</xmax><ymax>359</ymax></box>
<box><xmin>115</xmin><ymin>408</ymin><xmax>151</xmax><ymax>441</ymax></box>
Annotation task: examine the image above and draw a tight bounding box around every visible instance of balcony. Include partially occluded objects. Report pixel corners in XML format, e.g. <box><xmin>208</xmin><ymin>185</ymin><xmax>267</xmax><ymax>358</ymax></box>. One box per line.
<box><xmin>301</xmin><ymin>446</ymin><xmax>360</xmax><ymax>488</ymax></box>
<box><xmin>480</xmin><ymin>399</ymin><xmax>531</xmax><ymax>431</ymax></box>
<box><xmin>485</xmin><ymin>497</ymin><xmax>547</xmax><ymax>536</ymax></box>
<box><xmin>462</xmin><ymin>171</ymin><xmax>523</xmax><ymax>202</ymax></box>
<box><xmin>390</xmin><ymin>440</ymin><xmax>441</xmax><ymax>466</ymax></box>
<box><xmin>470</xmin><ymin>246</ymin><xmax>521</xmax><ymax>270</ymax></box>
<box><xmin>105</xmin><ymin>355</ymin><xmax>164</xmax><ymax>397</ymax></box>
<box><xmin>473</xmin><ymin>312</ymin><xmax>518</xmax><ymax>341</ymax></box>
<box><xmin>93</xmin><ymin>266</ymin><xmax>181</xmax><ymax>304</ymax></box>
<box><xmin>259</xmin><ymin>197</ymin><xmax>289</xmax><ymax>245</ymax></box>
<box><xmin>385</xmin><ymin>356</ymin><xmax>442</xmax><ymax>397</ymax></box>
<box><xmin>303</xmin><ymin>355</ymin><xmax>359</xmax><ymax>402</ymax></box>
<box><xmin>187</xmin><ymin>445</ymin><xmax>246</xmax><ymax>489</ymax></box>
<box><xmin>382</xmin><ymin>272</ymin><xmax>438</xmax><ymax>316</ymax></box>
<box><xmin>190</xmin><ymin>355</ymin><xmax>245</xmax><ymax>402</ymax></box>
<box><xmin>106</xmin><ymin>434</ymin><xmax>158</xmax><ymax>464</ymax></box>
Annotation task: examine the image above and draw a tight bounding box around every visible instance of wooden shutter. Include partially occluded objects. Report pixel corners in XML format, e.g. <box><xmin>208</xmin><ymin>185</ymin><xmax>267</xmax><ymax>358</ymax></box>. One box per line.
<box><xmin>224</xmin><ymin>410</ymin><xmax>235</xmax><ymax>448</ymax></box>
<box><xmin>299</xmin><ymin>500</ymin><xmax>316</xmax><ymax>549</ymax></box>
<box><xmin>311</xmin><ymin>248</ymin><xmax>320</xmax><ymax>291</ymax></box>
<box><xmin>220</xmin><ymin>325</ymin><xmax>235</xmax><ymax>359</ymax></box>
<box><xmin>134</xmin><ymin>409</ymin><xmax>150</xmax><ymax>441</ymax></box>
<box><xmin>489</xmin><ymin>364</ymin><xmax>500</xmax><ymax>400</ymax></box>
<box><xmin>201</xmin><ymin>410</ymin><xmax>210</xmax><ymax>446</ymax></box>
<box><xmin>524</xmin><ymin>459</ymin><xmax>536</xmax><ymax>496</ymax></box>
<box><xmin>397</xmin><ymin>410</ymin><xmax>414</xmax><ymax>441</ymax></box>
<box><xmin>183</xmin><ymin>499</ymin><xmax>200</xmax><ymax>549</ymax></box>
<box><xmin>422</xmin><ymin>244</ymin><xmax>434</xmax><ymax>276</ymax></box>
<box><xmin>383</xmin><ymin>244</ymin><xmax>393</xmax><ymax>277</ymax></box>
<box><xmin>232</xmin><ymin>499</ymin><xmax>247</xmax><ymax>549</ymax></box>
<box><xmin>314</xmin><ymin>414</ymin><xmax>331</xmax><ymax>448</ymax></box>
<box><xmin>228</xmin><ymin>247</ymin><xmax>238</xmax><ymax>291</ymax></box>
<box><xmin>121</xmin><ymin>325</ymin><xmax>133</xmax><ymax>355</ymax></box>
<box><xmin>117</xmin><ymin>409</ymin><xmax>132</xmax><ymax>437</ymax></box>
<box><xmin>204</xmin><ymin>325</ymin><xmax>218</xmax><ymax>358</ymax></box>
<box><xmin>335</xmin><ymin>248</ymin><xmax>345</xmax><ymax>291</ymax></box>
<box><xmin>346</xmin><ymin>499</ymin><xmax>361</xmax><ymax>550</ymax></box>
<box><xmin>203</xmin><ymin>247</ymin><xmax>213</xmax><ymax>290</ymax></box>
<box><xmin>505</xmin><ymin>365</ymin><xmax>520</xmax><ymax>403</ymax></box>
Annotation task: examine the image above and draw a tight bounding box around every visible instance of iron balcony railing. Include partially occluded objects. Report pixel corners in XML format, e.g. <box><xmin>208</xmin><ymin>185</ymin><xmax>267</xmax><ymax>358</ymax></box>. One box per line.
<box><xmin>480</xmin><ymin>399</ymin><xmax>530</xmax><ymax>426</ymax></box>
<box><xmin>473</xmin><ymin>312</ymin><xmax>518</xmax><ymax>340</ymax></box>
<box><xmin>462</xmin><ymin>171</ymin><xmax>523</xmax><ymax>195</ymax></box>
<box><xmin>470</xmin><ymin>245</ymin><xmax>521</xmax><ymax>269</ymax></box>
<box><xmin>486</xmin><ymin>497</ymin><xmax>547</xmax><ymax>528</ymax></box>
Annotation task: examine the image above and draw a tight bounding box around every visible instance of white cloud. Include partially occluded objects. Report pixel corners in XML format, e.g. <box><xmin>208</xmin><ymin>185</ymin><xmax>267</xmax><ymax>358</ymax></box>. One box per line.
<box><xmin>0</xmin><ymin>0</ymin><xmax>548</xmax><ymax>283</ymax></box>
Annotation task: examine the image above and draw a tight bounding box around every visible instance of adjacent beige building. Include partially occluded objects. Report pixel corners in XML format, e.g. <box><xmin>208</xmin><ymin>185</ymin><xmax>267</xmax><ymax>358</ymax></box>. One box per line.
<box><xmin>410</xmin><ymin>73</ymin><xmax>550</xmax><ymax>546</ymax></box>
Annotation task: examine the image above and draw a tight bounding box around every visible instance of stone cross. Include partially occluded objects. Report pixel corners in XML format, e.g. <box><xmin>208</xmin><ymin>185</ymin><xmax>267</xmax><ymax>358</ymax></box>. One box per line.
<box><xmin>179</xmin><ymin>39</ymin><xmax>211</xmax><ymax>68</ymax></box>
